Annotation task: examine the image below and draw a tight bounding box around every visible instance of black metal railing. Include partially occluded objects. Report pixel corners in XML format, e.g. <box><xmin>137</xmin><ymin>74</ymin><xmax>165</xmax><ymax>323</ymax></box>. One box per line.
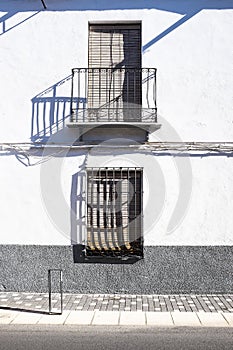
<box><xmin>70</xmin><ymin>68</ymin><xmax>157</xmax><ymax>123</ymax></box>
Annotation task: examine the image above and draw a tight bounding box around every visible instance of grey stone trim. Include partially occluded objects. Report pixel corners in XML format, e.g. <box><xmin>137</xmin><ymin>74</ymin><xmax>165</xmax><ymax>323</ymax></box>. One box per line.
<box><xmin>0</xmin><ymin>245</ymin><xmax>232</xmax><ymax>293</ymax></box>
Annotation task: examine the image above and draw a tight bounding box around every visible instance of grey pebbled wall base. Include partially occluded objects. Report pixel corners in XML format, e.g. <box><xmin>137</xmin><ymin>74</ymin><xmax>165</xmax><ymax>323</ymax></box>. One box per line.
<box><xmin>0</xmin><ymin>245</ymin><xmax>232</xmax><ymax>293</ymax></box>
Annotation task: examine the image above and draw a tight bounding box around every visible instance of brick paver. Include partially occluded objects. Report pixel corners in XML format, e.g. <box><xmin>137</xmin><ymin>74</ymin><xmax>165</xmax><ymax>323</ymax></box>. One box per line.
<box><xmin>0</xmin><ymin>292</ymin><xmax>232</xmax><ymax>313</ymax></box>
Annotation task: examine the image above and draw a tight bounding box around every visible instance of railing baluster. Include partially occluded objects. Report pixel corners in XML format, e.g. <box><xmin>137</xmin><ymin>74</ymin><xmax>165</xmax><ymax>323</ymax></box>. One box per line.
<box><xmin>70</xmin><ymin>69</ymin><xmax>74</xmax><ymax>122</ymax></box>
<box><xmin>91</xmin><ymin>69</ymin><xmax>94</xmax><ymax>110</ymax></box>
<box><xmin>154</xmin><ymin>69</ymin><xmax>157</xmax><ymax>121</ymax></box>
<box><xmin>113</xmin><ymin>68</ymin><xmax>115</xmax><ymax>115</ymax></box>
<box><xmin>126</xmin><ymin>69</ymin><xmax>129</xmax><ymax>109</ymax></box>
<box><xmin>134</xmin><ymin>68</ymin><xmax>136</xmax><ymax>106</ymax></box>
<box><xmin>98</xmin><ymin>68</ymin><xmax>101</xmax><ymax>121</ymax></box>
<box><xmin>78</xmin><ymin>69</ymin><xmax>80</xmax><ymax>116</ymax></box>
<box><xmin>85</xmin><ymin>68</ymin><xmax>88</xmax><ymax>122</ymax></box>
<box><xmin>106</xmin><ymin>69</ymin><xmax>109</xmax><ymax>121</ymax></box>
<box><xmin>146</xmin><ymin>68</ymin><xmax>149</xmax><ymax>109</ymax></box>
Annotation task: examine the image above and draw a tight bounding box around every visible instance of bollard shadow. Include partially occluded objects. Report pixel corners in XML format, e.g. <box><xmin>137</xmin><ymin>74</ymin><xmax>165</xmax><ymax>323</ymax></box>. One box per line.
<box><xmin>0</xmin><ymin>305</ymin><xmax>53</xmax><ymax>315</ymax></box>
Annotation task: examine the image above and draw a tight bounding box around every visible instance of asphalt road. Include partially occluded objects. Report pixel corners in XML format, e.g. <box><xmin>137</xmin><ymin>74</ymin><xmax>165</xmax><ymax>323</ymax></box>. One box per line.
<box><xmin>0</xmin><ymin>325</ymin><xmax>232</xmax><ymax>350</ymax></box>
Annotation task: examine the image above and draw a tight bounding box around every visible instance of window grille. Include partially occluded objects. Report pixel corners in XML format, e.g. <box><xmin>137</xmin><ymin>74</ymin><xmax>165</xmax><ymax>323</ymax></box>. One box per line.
<box><xmin>86</xmin><ymin>168</ymin><xmax>143</xmax><ymax>258</ymax></box>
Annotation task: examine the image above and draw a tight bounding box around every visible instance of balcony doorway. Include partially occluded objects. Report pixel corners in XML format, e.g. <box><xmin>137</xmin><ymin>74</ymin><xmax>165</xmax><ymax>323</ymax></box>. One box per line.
<box><xmin>88</xmin><ymin>23</ymin><xmax>142</xmax><ymax>121</ymax></box>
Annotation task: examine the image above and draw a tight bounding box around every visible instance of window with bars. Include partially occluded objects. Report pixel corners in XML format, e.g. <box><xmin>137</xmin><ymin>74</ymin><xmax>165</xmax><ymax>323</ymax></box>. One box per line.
<box><xmin>86</xmin><ymin>168</ymin><xmax>143</xmax><ymax>258</ymax></box>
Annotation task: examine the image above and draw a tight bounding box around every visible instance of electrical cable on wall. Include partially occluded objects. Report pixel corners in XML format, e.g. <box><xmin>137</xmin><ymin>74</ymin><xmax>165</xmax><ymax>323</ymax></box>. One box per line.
<box><xmin>0</xmin><ymin>142</ymin><xmax>232</xmax><ymax>167</ymax></box>
<box><xmin>1</xmin><ymin>142</ymin><xmax>233</xmax><ymax>153</ymax></box>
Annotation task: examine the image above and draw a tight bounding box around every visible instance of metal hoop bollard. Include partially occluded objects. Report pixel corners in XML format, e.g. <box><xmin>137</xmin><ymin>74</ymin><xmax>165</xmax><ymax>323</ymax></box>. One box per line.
<box><xmin>48</xmin><ymin>269</ymin><xmax>63</xmax><ymax>314</ymax></box>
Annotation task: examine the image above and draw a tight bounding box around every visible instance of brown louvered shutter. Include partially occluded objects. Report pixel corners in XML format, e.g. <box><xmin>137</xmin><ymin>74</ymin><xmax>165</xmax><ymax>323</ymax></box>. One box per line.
<box><xmin>88</xmin><ymin>23</ymin><xmax>141</xmax><ymax>120</ymax></box>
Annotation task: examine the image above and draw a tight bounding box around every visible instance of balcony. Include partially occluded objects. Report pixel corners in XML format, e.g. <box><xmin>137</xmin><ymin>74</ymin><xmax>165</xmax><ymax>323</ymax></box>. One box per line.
<box><xmin>67</xmin><ymin>68</ymin><xmax>160</xmax><ymax>133</ymax></box>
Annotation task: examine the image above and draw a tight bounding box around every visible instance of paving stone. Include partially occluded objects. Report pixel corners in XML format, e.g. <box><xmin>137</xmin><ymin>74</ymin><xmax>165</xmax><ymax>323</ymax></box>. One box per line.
<box><xmin>196</xmin><ymin>297</ymin><xmax>211</xmax><ymax>312</ymax></box>
<box><xmin>120</xmin><ymin>311</ymin><xmax>146</xmax><ymax>325</ymax></box>
<box><xmin>92</xmin><ymin>311</ymin><xmax>119</xmax><ymax>325</ymax></box>
<box><xmin>172</xmin><ymin>312</ymin><xmax>201</xmax><ymax>326</ymax></box>
<box><xmin>222</xmin><ymin>313</ymin><xmax>233</xmax><ymax>326</ymax></box>
<box><xmin>146</xmin><ymin>312</ymin><xmax>173</xmax><ymax>326</ymax></box>
<box><xmin>219</xmin><ymin>296</ymin><xmax>232</xmax><ymax>310</ymax></box>
<box><xmin>100</xmin><ymin>305</ymin><xmax>107</xmax><ymax>311</ymax></box>
<box><xmin>197</xmin><ymin>312</ymin><xmax>229</xmax><ymax>327</ymax></box>
<box><xmin>11</xmin><ymin>312</ymin><xmax>42</xmax><ymax>324</ymax></box>
<box><xmin>65</xmin><ymin>311</ymin><xmax>94</xmax><ymax>325</ymax></box>
<box><xmin>0</xmin><ymin>311</ymin><xmax>18</xmax><ymax>324</ymax></box>
<box><xmin>38</xmin><ymin>311</ymin><xmax>70</xmax><ymax>325</ymax></box>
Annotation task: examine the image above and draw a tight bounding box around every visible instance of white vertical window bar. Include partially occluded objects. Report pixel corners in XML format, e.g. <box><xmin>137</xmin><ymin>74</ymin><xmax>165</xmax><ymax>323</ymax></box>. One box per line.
<box><xmin>134</xmin><ymin>168</ymin><xmax>137</xmax><ymax>245</ymax></box>
<box><xmin>97</xmin><ymin>170</ymin><xmax>100</xmax><ymax>250</ymax></box>
<box><xmin>90</xmin><ymin>168</ymin><xmax>94</xmax><ymax>249</ymax></box>
<box><xmin>127</xmin><ymin>167</ymin><xmax>130</xmax><ymax>250</ymax></box>
<box><xmin>120</xmin><ymin>168</ymin><xmax>125</xmax><ymax>247</ymax></box>
<box><xmin>117</xmin><ymin>169</ymin><xmax>122</xmax><ymax>250</ymax></box>
<box><xmin>112</xmin><ymin>169</ymin><xmax>115</xmax><ymax>249</ymax></box>
<box><xmin>113</xmin><ymin>168</ymin><xmax>116</xmax><ymax>249</ymax></box>
<box><xmin>98</xmin><ymin>68</ymin><xmax>101</xmax><ymax>117</ymax></box>
<box><xmin>104</xmin><ymin>168</ymin><xmax>108</xmax><ymax>250</ymax></box>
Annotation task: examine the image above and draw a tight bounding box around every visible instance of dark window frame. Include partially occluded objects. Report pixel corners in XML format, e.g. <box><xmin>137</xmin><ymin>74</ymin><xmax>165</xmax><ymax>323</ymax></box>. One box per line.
<box><xmin>85</xmin><ymin>167</ymin><xmax>143</xmax><ymax>259</ymax></box>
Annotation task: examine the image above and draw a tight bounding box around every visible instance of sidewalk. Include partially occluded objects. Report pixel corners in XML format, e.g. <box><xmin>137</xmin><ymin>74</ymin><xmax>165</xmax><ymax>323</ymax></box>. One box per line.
<box><xmin>0</xmin><ymin>292</ymin><xmax>232</xmax><ymax>327</ymax></box>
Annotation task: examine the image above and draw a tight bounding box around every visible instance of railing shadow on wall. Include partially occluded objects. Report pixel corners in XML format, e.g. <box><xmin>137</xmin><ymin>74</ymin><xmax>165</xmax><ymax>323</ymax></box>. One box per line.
<box><xmin>1</xmin><ymin>2</ymin><xmax>232</xmax><ymax>40</ymax></box>
<box><xmin>31</xmin><ymin>75</ymin><xmax>86</xmax><ymax>142</ymax></box>
<box><xmin>71</xmin><ymin>167</ymin><xmax>87</xmax><ymax>264</ymax></box>
<box><xmin>70</xmin><ymin>162</ymin><xmax>86</xmax><ymax>244</ymax></box>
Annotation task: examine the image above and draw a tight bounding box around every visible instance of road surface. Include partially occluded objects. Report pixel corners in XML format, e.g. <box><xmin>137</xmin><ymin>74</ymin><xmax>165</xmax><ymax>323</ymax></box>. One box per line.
<box><xmin>0</xmin><ymin>325</ymin><xmax>232</xmax><ymax>350</ymax></box>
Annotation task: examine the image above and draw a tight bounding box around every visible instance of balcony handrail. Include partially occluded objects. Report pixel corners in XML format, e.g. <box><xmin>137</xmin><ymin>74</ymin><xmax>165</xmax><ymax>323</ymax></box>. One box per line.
<box><xmin>70</xmin><ymin>67</ymin><xmax>157</xmax><ymax>123</ymax></box>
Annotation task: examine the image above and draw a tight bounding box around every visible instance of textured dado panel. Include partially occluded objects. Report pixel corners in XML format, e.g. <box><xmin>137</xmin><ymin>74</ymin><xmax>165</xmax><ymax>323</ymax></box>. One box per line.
<box><xmin>0</xmin><ymin>245</ymin><xmax>232</xmax><ymax>293</ymax></box>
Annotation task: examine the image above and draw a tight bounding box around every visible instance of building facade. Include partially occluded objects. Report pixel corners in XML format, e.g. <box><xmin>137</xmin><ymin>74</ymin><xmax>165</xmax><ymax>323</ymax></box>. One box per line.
<box><xmin>0</xmin><ymin>0</ymin><xmax>232</xmax><ymax>293</ymax></box>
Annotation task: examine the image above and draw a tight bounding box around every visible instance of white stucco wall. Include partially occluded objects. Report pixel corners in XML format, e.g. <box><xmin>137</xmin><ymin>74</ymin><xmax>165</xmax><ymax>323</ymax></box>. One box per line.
<box><xmin>0</xmin><ymin>1</ymin><xmax>233</xmax><ymax>245</ymax></box>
